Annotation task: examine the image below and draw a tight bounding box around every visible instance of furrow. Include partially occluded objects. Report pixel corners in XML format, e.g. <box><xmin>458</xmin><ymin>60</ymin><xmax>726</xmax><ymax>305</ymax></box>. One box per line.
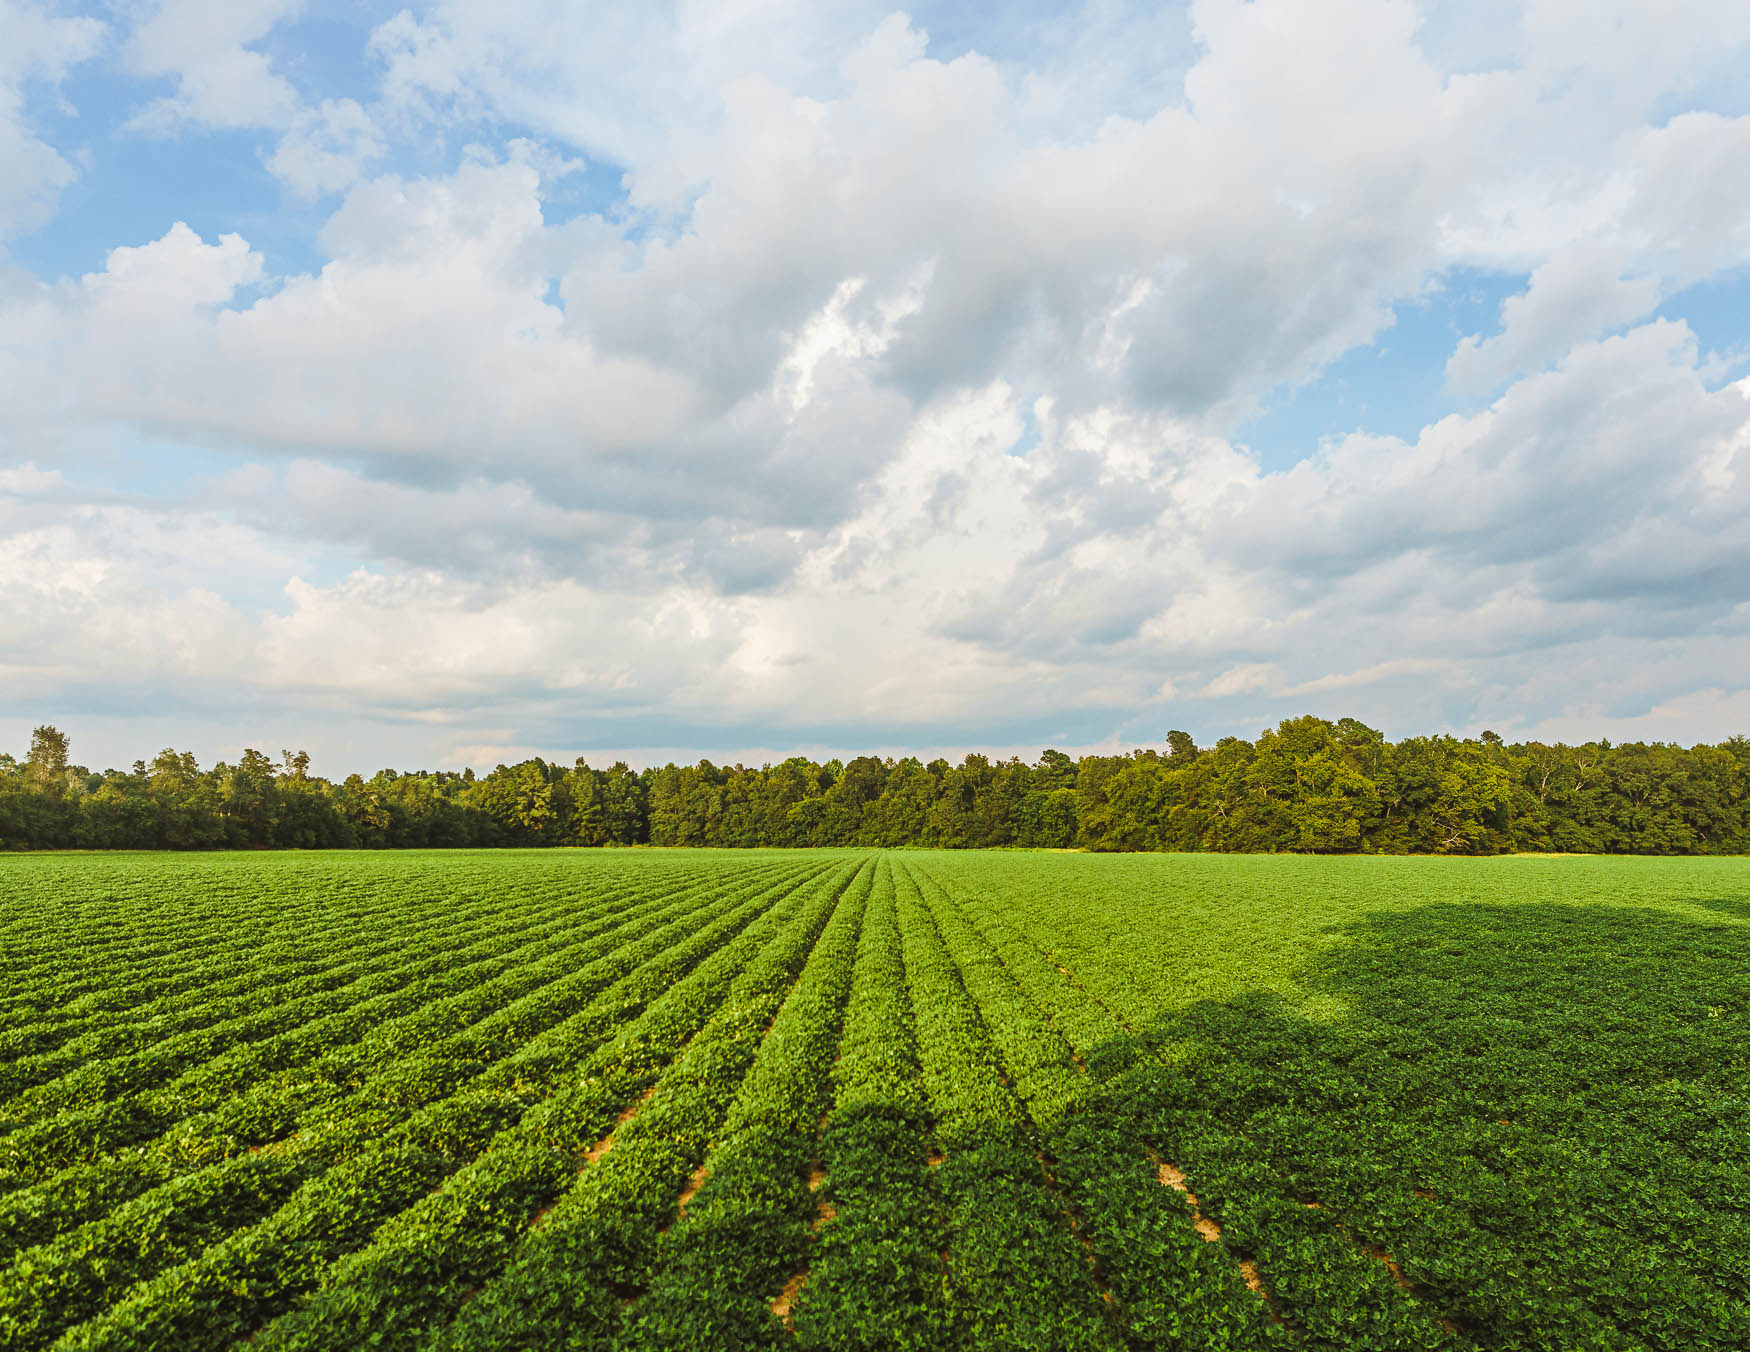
<box><xmin>904</xmin><ymin>857</ymin><xmax>1292</xmax><ymax>1351</ymax></box>
<box><xmin>5</xmin><ymin>859</ymin><xmax>830</xmax><ymax>1352</ymax></box>
<box><xmin>419</xmin><ymin>855</ymin><xmax>873</xmax><ymax>1352</ymax></box>
<box><xmin>227</xmin><ymin>858</ymin><xmax>861</xmax><ymax>1352</ymax></box>
<box><xmin>0</xmin><ymin>881</ymin><xmax>615</xmax><ymax>1169</ymax></box>
<box><xmin>906</xmin><ymin>859</ymin><xmax>1482</xmax><ymax>1352</ymax></box>
<box><xmin>0</xmin><ymin>859</ymin><xmax>774</xmax><ymax>1111</ymax></box>
<box><xmin>0</xmin><ymin>869</ymin><xmax>595</xmax><ymax>1127</ymax></box>
<box><xmin>0</xmin><ymin>862</ymin><xmax>779</xmax><ymax>1252</ymax></box>
<box><xmin>889</xmin><ymin>858</ymin><xmax>1119</xmax><ymax>1352</ymax></box>
<box><xmin>789</xmin><ymin>855</ymin><xmax>950</xmax><ymax>1351</ymax></box>
<box><xmin>0</xmin><ymin>875</ymin><xmax>446</xmax><ymax>1046</ymax></box>
<box><xmin>614</xmin><ymin>851</ymin><xmax>871</xmax><ymax>1350</ymax></box>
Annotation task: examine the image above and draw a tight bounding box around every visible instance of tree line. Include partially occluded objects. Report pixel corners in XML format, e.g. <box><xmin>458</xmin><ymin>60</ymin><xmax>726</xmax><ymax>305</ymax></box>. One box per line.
<box><xmin>3</xmin><ymin>717</ymin><xmax>1747</xmax><ymax>854</ymax></box>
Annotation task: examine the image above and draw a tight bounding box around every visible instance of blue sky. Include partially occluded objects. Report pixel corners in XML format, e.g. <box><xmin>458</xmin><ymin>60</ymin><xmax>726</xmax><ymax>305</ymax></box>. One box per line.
<box><xmin>2</xmin><ymin>0</ymin><xmax>1749</xmax><ymax>775</ymax></box>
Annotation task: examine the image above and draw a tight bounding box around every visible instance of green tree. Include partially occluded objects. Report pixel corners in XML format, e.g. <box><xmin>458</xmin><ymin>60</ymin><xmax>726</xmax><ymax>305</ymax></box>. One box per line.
<box><xmin>1165</xmin><ymin>730</ymin><xmax>1199</xmax><ymax>761</ymax></box>
<box><xmin>25</xmin><ymin>725</ymin><xmax>70</xmax><ymax>791</ymax></box>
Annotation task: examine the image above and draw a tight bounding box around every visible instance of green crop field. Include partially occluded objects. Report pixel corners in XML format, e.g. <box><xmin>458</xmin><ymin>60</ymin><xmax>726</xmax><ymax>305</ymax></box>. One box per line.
<box><xmin>1</xmin><ymin>851</ymin><xmax>1746</xmax><ymax>1351</ymax></box>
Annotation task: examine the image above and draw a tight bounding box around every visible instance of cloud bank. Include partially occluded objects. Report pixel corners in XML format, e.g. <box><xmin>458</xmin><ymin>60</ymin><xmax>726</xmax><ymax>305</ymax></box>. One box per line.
<box><xmin>2</xmin><ymin>0</ymin><xmax>1748</xmax><ymax>771</ymax></box>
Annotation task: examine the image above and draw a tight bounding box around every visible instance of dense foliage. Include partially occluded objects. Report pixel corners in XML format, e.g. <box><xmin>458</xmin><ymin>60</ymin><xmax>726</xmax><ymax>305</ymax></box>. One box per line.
<box><xmin>1</xmin><ymin>850</ymin><xmax>1744</xmax><ymax>1350</ymax></box>
<box><xmin>4</xmin><ymin>715</ymin><xmax>1748</xmax><ymax>853</ymax></box>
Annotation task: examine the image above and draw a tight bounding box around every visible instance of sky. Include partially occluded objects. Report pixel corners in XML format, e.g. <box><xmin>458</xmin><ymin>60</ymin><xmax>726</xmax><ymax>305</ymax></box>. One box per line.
<box><xmin>2</xmin><ymin>0</ymin><xmax>1749</xmax><ymax>776</ymax></box>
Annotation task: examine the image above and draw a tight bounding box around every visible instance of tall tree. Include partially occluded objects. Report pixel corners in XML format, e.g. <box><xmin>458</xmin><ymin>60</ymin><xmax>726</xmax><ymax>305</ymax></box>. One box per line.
<box><xmin>25</xmin><ymin>725</ymin><xmax>70</xmax><ymax>791</ymax></box>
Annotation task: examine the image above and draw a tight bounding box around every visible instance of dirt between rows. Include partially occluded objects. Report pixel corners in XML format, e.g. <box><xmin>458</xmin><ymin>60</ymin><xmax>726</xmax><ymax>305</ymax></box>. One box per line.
<box><xmin>1156</xmin><ymin>1160</ymin><xmax>1270</xmax><ymax>1299</ymax></box>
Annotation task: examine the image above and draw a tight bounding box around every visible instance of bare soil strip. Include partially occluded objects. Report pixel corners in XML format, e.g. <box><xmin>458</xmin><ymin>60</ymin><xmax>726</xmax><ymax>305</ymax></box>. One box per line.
<box><xmin>1042</xmin><ymin>929</ymin><xmax>1463</xmax><ymax>1340</ymax></box>
<box><xmin>1156</xmin><ymin>1161</ymin><xmax>1229</xmax><ymax>1250</ymax></box>
<box><xmin>580</xmin><ymin>1083</ymin><xmax>659</xmax><ymax>1170</ymax></box>
<box><xmin>1154</xmin><ymin>1153</ymin><xmax>1281</xmax><ymax>1319</ymax></box>
<box><xmin>769</xmin><ymin>1161</ymin><xmax>836</xmax><ymax>1325</ymax></box>
<box><xmin>1305</xmin><ymin>1197</ymin><xmax>1460</xmax><ymax>1335</ymax></box>
<box><xmin>674</xmin><ymin>1163</ymin><xmax>709</xmax><ymax>1218</ymax></box>
<box><xmin>770</xmin><ymin>1269</ymin><xmax>808</xmax><ymax>1322</ymax></box>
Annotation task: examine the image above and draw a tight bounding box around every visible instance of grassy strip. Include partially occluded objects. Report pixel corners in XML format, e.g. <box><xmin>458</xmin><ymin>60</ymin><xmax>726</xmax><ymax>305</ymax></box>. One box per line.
<box><xmin>614</xmin><ymin>851</ymin><xmax>871</xmax><ymax>1350</ymax></box>
<box><xmin>890</xmin><ymin>858</ymin><xmax>1119</xmax><ymax>1352</ymax></box>
<box><xmin>788</xmin><ymin>855</ymin><xmax>951</xmax><ymax>1352</ymax></box>
<box><xmin>4</xmin><ymin>861</ymin><xmax>829</xmax><ymax>1351</ymax></box>
<box><xmin>423</xmin><ymin>856</ymin><xmax>875</xmax><ymax>1352</ymax></box>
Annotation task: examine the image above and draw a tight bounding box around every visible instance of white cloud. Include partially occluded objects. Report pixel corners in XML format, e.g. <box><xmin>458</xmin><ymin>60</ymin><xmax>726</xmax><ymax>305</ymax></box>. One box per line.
<box><xmin>0</xmin><ymin>0</ymin><xmax>105</xmax><ymax>238</ymax></box>
<box><xmin>1446</xmin><ymin>240</ymin><xmax>1661</xmax><ymax>395</ymax></box>
<box><xmin>0</xmin><ymin>92</ymin><xmax>78</xmax><ymax>239</ymax></box>
<box><xmin>1280</xmin><ymin>659</ymin><xmax>1456</xmax><ymax>697</ymax></box>
<box><xmin>367</xmin><ymin>1</ymin><xmax>894</xmax><ymax>169</ymax></box>
<box><xmin>6</xmin><ymin>1</ymin><xmax>1750</xmax><ymax>768</ymax></box>
<box><xmin>1620</xmin><ymin>112</ymin><xmax>1750</xmax><ymax>282</ymax></box>
<box><xmin>122</xmin><ymin>0</ymin><xmax>303</xmax><ymax>134</ymax></box>
<box><xmin>265</xmin><ymin>98</ymin><xmax>385</xmax><ymax>200</ymax></box>
<box><xmin>0</xmin><ymin>0</ymin><xmax>104</xmax><ymax>86</ymax></box>
<box><xmin>5</xmin><ymin>311</ymin><xmax>1749</xmax><ymax>763</ymax></box>
<box><xmin>1202</xmin><ymin>664</ymin><xmax>1276</xmax><ymax>698</ymax></box>
<box><xmin>1516</xmin><ymin>687</ymin><xmax>1750</xmax><ymax>747</ymax></box>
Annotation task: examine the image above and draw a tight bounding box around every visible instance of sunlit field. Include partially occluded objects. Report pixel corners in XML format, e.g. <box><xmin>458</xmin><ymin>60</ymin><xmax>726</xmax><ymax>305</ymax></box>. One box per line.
<box><xmin>2</xmin><ymin>850</ymin><xmax>1745</xmax><ymax>1351</ymax></box>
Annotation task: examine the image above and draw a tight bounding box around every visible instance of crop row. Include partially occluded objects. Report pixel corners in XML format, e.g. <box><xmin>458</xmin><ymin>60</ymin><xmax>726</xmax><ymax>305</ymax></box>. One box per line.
<box><xmin>423</xmin><ymin>855</ymin><xmax>871</xmax><ymax>1350</ymax></box>
<box><xmin>0</xmin><ymin>858</ymin><xmax>801</xmax><ymax>1254</ymax></box>
<box><xmin>901</xmin><ymin>859</ymin><xmax>1289</xmax><ymax>1351</ymax></box>
<box><xmin>47</xmin><ymin>858</ymin><xmax>852</xmax><ymax>1351</ymax></box>
<box><xmin>0</xmin><ymin>865</ymin><xmax>642</xmax><ymax>1122</ymax></box>
<box><xmin>254</xmin><ymin>854</ymin><xmax>865</xmax><ymax>1350</ymax></box>
<box><xmin>786</xmin><ymin>857</ymin><xmax>948</xmax><ymax>1350</ymax></box>
<box><xmin>621</xmin><ymin>850</ymin><xmax>875</xmax><ymax>1349</ymax></box>
<box><xmin>1</xmin><ymin>856</ymin><xmax>789</xmax><ymax>1094</ymax></box>
<box><xmin>10</xmin><ymin>849</ymin><xmax>1733</xmax><ymax>1351</ymax></box>
<box><xmin>915</xmin><ymin>853</ymin><xmax>1749</xmax><ymax>1352</ymax></box>
<box><xmin>2</xmin><ymin>867</ymin><xmax>461</xmax><ymax>1025</ymax></box>
<box><xmin>913</xmin><ymin>857</ymin><xmax>1488</xmax><ymax>1350</ymax></box>
<box><xmin>1</xmin><ymin>854</ymin><xmax>741</xmax><ymax>1031</ymax></box>
<box><xmin>6</xmin><ymin>859</ymin><xmax>833</xmax><ymax>1350</ymax></box>
<box><xmin>890</xmin><ymin>859</ymin><xmax>1120</xmax><ymax>1350</ymax></box>
<box><xmin>1</xmin><ymin>879</ymin><xmax>469</xmax><ymax>1071</ymax></box>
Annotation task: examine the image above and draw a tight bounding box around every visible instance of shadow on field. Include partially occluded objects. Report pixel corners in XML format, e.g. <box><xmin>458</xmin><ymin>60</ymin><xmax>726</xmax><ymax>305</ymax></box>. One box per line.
<box><xmin>1690</xmin><ymin>895</ymin><xmax>1750</xmax><ymax>922</ymax></box>
<box><xmin>1100</xmin><ymin>900</ymin><xmax>1750</xmax><ymax>1351</ymax></box>
<box><xmin>1126</xmin><ymin>898</ymin><xmax>1750</xmax><ymax>1123</ymax></box>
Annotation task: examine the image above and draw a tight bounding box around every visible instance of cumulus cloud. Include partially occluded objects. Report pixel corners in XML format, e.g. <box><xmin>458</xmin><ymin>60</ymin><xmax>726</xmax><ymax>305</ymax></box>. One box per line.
<box><xmin>4</xmin><ymin>0</ymin><xmax>1750</xmax><ymax>768</ymax></box>
<box><xmin>1203</xmin><ymin>664</ymin><xmax>1276</xmax><ymax>698</ymax></box>
<box><xmin>1445</xmin><ymin>241</ymin><xmax>1661</xmax><ymax>395</ymax></box>
<box><xmin>0</xmin><ymin>92</ymin><xmax>79</xmax><ymax>239</ymax></box>
<box><xmin>265</xmin><ymin>98</ymin><xmax>385</xmax><ymax>200</ymax></box>
<box><xmin>0</xmin><ymin>0</ymin><xmax>105</xmax><ymax>237</ymax></box>
<box><xmin>121</xmin><ymin>0</ymin><xmax>303</xmax><ymax>134</ymax></box>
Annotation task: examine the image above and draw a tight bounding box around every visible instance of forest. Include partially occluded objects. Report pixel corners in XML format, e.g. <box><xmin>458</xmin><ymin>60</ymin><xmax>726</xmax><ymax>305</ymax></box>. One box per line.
<box><xmin>3</xmin><ymin>717</ymin><xmax>1747</xmax><ymax>855</ymax></box>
